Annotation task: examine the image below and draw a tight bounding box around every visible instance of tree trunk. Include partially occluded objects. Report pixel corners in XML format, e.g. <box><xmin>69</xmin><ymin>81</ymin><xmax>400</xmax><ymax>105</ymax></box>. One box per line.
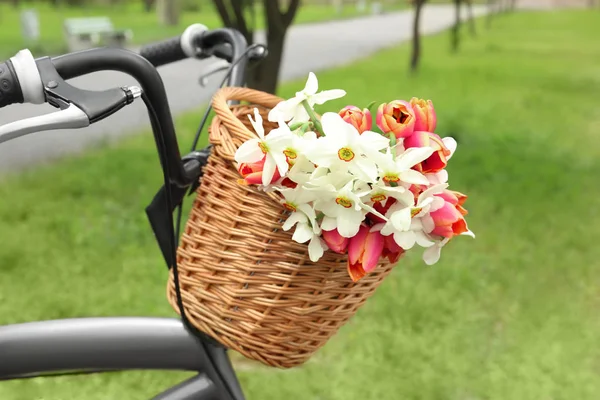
<box><xmin>11</xmin><ymin>0</ymin><xmax>19</xmax><ymax>8</ymax></box>
<box><xmin>212</xmin><ymin>0</ymin><xmax>254</xmax><ymax>53</ymax></box>
<box><xmin>245</xmin><ymin>0</ymin><xmax>299</xmax><ymax>94</ymax></box>
<box><xmin>466</xmin><ymin>0</ymin><xmax>476</xmax><ymax>36</ymax></box>
<box><xmin>410</xmin><ymin>0</ymin><xmax>424</xmax><ymax>73</ymax></box>
<box><xmin>157</xmin><ymin>0</ymin><xmax>180</xmax><ymax>26</ymax></box>
<box><xmin>486</xmin><ymin>0</ymin><xmax>494</xmax><ymax>29</ymax></box>
<box><xmin>509</xmin><ymin>0</ymin><xmax>516</xmax><ymax>11</ymax></box>
<box><xmin>247</xmin><ymin>28</ymin><xmax>285</xmax><ymax>93</ymax></box>
<box><xmin>143</xmin><ymin>0</ymin><xmax>155</xmax><ymax>12</ymax></box>
<box><xmin>451</xmin><ymin>0</ymin><xmax>461</xmax><ymax>53</ymax></box>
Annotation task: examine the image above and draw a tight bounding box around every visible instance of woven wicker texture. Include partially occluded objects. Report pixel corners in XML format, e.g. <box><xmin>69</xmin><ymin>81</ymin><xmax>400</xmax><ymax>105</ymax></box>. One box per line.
<box><xmin>167</xmin><ymin>87</ymin><xmax>395</xmax><ymax>368</ymax></box>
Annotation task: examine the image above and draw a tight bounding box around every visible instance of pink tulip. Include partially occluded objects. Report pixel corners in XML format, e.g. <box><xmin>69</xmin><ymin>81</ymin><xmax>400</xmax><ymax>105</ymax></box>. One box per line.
<box><xmin>403</xmin><ymin>131</ymin><xmax>452</xmax><ymax>174</ymax></box>
<box><xmin>437</xmin><ymin>189</ymin><xmax>469</xmax><ymax>216</ymax></box>
<box><xmin>376</xmin><ymin>100</ymin><xmax>416</xmax><ymax>139</ymax></box>
<box><xmin>339</xmin><ymin>105</ymin><xmax>372</xmax><ymax>134</ymax></box>
<box><xmin>347</xmin><ymin>225</ymin><xmax>384</xmax><ymax>282</ymax></box>
<box><xmin>382</xmin><ymin>235</ymin><xmax>405</xmax><ymax>264</ymax></box>
<box><xmin>430</xmin><ymin>200</ymin><xmax>469</xmax><ymax>239</ymax></box>
<box><xmin>322</xmin><ymin>229</ymin><xmax>349</xmax><ymax>254</ymax></box>
<box><xmin>237</xmin><ymin>157</ymin><xmax>265</xmax><ymax>177</ymax></box>
<box><xmin>409</xmin><ymin>97</ymin><xmax>437</xmax><ymax>132</ymax></box>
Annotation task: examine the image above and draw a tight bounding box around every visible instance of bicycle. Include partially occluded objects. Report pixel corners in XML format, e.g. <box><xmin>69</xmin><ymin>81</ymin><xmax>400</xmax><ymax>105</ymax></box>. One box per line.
<box><xmin>0</xmin><ymin>23</ymin><xmax>268</xmax><ymax>400</ymax></box>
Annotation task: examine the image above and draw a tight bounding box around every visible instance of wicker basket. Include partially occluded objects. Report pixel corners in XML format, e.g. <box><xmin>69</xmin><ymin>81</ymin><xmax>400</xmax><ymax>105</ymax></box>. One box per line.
<box><xmin>167</xmin><ymin>87</ymin><xmax>396</xmax><ymax>368</ymax></box>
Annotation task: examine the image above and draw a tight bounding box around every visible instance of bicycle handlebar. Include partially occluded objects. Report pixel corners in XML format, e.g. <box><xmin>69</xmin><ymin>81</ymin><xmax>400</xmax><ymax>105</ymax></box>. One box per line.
<box><xmin>0</xmin><ymin>25</ymin><xmax>254</xmax><ymax>187</ymax></box>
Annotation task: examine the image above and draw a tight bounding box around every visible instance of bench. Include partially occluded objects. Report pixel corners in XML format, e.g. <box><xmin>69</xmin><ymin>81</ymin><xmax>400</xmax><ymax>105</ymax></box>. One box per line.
<box><xmin>63</xmin><ymin>17</ymin><xmax>133</xmax><ymax>52</ymax></box>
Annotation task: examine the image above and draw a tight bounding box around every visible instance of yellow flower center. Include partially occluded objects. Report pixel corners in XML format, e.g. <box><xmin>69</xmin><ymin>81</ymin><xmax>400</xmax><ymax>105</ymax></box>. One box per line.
<box><xmin>335</xmin><ymin>196</ymin><xmax>353</xmax><ymax>208</ymax></box>
<box><xmin>337</xmin><ymin>147</ymin><xmax>355</xmax><ymax>162</ymax></box>
<box><xmin>383</xmin><ymin>173</ymin><xmax>400</xmax><ymax>184</ymax></box>
<box><xmin>258</xmin><ymin>142</ymin><xmax>269</xmax><ymax>154</ymax></box>
<box><xmin>283</xmin><ymin>148</ymin><xmax>297</xmax><ymax>160</ymax></box>
<box><xmin>411</xmin><ymin>207</ymin><xmax>422</xmax><ymax>218</ymax></box>
<box><xmin>371</xmin><ymin>193</ymin><xmax>387</xmax><ymax>203</ymax></box>
<box><xmin>283</xmin><ymin>202</ymin><xmax>297</xmax><ymax>212</ymax></box>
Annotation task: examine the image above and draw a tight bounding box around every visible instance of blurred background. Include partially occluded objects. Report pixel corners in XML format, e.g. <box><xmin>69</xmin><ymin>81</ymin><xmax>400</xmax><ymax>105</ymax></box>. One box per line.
<box><xmin>0</xmin><ymin>0</ymin><xmax>599</xmax><ymax>398</ymax></box>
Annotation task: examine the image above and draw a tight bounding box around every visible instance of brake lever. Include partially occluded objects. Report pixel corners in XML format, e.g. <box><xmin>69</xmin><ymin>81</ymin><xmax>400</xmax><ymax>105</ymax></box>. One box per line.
<box><xmin>0</xmin><ymin>104</ymin><xmax>89</xmax><ymax>145</ymax></box>
<box><xmin>0</xmin><ymin>57</ymin><xmax>143</xmax><ymax>144</ymax></box>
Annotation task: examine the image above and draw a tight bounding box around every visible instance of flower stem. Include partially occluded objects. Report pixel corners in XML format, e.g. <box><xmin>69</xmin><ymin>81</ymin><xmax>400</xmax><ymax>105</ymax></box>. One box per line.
<box><xmin>388</xmin><ymin>132</ymin><xmax>397</xmax><ymax>147</ymax></box>
<box><xmin>302</xmin><ymin>100</ymin><xmax>325</xmax><ymax>136</ymax></box>
<box><xmin>289</xmin><ymin>122</ymin><xmax>305</xmax><ymax>131</ymax></box>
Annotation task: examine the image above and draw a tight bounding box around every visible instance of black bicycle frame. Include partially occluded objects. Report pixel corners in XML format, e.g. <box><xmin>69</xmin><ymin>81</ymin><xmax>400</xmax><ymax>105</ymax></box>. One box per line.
<box><xmin>0</xmin><ymin>317</ymin><xmax>244</xmax><ymax>400</ymax></box>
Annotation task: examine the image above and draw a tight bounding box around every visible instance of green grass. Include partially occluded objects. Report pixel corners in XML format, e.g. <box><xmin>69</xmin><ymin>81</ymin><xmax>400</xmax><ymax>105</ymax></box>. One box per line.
<box><xmin>0</xmin><ymin>0</ymin><xmax>407</xmax><ymax>59</ymax></box>
<box><xmin>2</xmin><ymin>8</ymin><xmax>600</xmax><ymax>400</ymax></box>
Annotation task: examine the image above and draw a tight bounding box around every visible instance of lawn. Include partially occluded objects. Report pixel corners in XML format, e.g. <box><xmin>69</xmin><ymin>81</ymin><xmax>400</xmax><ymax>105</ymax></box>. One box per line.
<box><xmin>1</xmin><ymin>8</ymin><xmax>600</xmax><ymax>400</ymax></box>
<box><xmin>0</xmin><ymin>0</ymin><xmax>407</xmax><ymax>59</ymax></box>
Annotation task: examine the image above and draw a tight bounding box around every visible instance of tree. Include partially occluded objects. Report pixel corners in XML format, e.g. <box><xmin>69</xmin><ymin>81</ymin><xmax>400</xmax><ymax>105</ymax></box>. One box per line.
<box><xmin>157</xmin><ymin>0</ymin><xmax>180</xmax><ymax>26</ymax></box>
<box><xmin>410</xmin><ymin>0</ymin><xmax>426</xmax><ymax>72</ymax></box>
<box><xmin>486</xmin><ymin>0</ymin><xmax>497</xmax><ymax>29</ymax></box>
<box><xmin>451</xmin><ymin>0</ymin><xmax>461</xmax><ymax>53</ymax></box>
<box><xmin>465</xmin><ymin>0</ymin><xmax>476</xmax><ymax>37</ymax></box>
<box><xmin>143</xmin><ymin>0</ymin><xmax>156</xmax><ymax>12</ymax></box>
<box><xmin>213</xmin><ymin>0</ymin><xmax>300</xmax><ymax>94</ymax></box>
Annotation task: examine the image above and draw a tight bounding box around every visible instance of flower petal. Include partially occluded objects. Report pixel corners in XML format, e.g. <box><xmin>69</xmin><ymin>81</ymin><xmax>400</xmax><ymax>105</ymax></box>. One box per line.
<box><xmin>248</xmin><ymin>108</ymin><xmax>265</xmax><ymax>139</ymax></box>
<box><xmin>292</xmin><ymin>222</ymin><xmax>314</xmax><ymax>244</ymax></box>
<box><xmin>308</xmin><ymin>236</ymin><xmax>327</xmax><ymax>262</ymax></box>
<box><xmin>358</xmin><ymin>130</ymin><xmax>390</xmax><ymax>152</ymax></box>
<box><xmin>321</xmin><ymin>215</ymin><xmax>337</xmax><ymax>231</ymax></box>
<box><xmin>400</xmin><ymin>169</ymin><xmax>430</xmax><ymax>185</ymax></box>
<box><xmin>396</xmin><ymin>147</ymin><xmax>435</xmax><ymax>170</ymax></box>
<box><xmin>393</xmin><ymin>230</ymin><xmax>416</xmax><ymax>250</ymax></box>
<box><xmin>390</xmin><ymin>207</ymin><xmax>412</xmax><ymax>232</ymax></box>
<box><xmin>311</xmin><ymin>89</ymin><xmax>347</xmax><ymax>105</ymax></box>
<box><xmin>272</xmin><ymin>151</ymin><xmax>290</xmax><ymax>176</ymax></box>
<box><xmin>304</xmin><ymin>72</ymin><xmax>319</xmax><ymax>95</ymax></box>
<box><xmin>442</xmin><ymin>137</ymin><xmax>457</xmax><ymax>159</ymax></box>
<box><xmin>282</xmin><ymin>212</ymin><xmax>307</xmax><ymax>231</ymax></box>
<box><xmin>337</xmin><ymin>210</ymin><xmax>364</xmax><ymax>238</ymax></box>
<box><xmin>262</xmin><ymin>155</ymin><xmax>277</xmax><ymax>186</ymax></box>
<box><xmin>415</xmin><ymin>231</ymin><xmax>435</xmax><ymax>248</ymax></box>
<box><xmin>423</xmin><ymin>244</ymin><xmax>442</xmax><ymax>265</ymax></box>
<box><xmin>234</xmin><ymin>139</ymin><xmax>264</xmax><ymax>164</ymax></box>
<box><xmin>352</xmin><ymin>157</ymin><xmax>379</xmax><ymax>183</ymax></box>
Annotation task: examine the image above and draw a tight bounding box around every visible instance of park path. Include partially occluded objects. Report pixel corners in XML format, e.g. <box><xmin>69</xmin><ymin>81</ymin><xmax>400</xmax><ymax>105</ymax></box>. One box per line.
<box><xmin>0</xmin><ymin>4</ymin><xmax>488</xmax><ymax>173</ymax></box>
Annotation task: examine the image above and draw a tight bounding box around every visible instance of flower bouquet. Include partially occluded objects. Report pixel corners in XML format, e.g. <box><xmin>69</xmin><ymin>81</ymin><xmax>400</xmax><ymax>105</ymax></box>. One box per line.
<box><xmin>234</xmin><ymin>72</ymin><xmax>474</xmax><ymax>282</ymax></box>
<box><xmin>167</xmin><ymin>75</ymin><xmax>475</xmax><ymax>369</ymax></box>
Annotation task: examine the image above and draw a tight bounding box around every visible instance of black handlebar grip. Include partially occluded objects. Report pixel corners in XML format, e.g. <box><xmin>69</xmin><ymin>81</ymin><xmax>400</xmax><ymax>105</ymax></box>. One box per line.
<box><xmin>0</xmin><ymin>60</ymin><xmax>24</xmax><ymax>108</ymax></box>
<box><xmin>140</xmin><ymin>36</ymin><xmax>187</xmax><ymax>67</ymax></box>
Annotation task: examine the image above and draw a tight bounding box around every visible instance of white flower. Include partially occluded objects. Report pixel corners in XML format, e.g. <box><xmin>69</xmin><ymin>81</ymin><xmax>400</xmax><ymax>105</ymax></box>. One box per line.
<box><xmin>374</xmin><ymin>146</ymin><xmax>435</xmax><ymax>187</ymax></box>
<box><xmin>287</xmin><ymin>156</ymin><xmax>319</xmax><ymax>185</ymax></box>
<box><xmin>277</xmin><ymin>186</ymin><xmax>319</xmax><ymax>221</ymax></box>
<box><xmin>372</xmin><ymin>184</ymin><xmax>448</xmax><ymax>250</ymax></box>
<box><xmin>279</xmin><ymin>188</ymin><xmax>327</xmax><ymax>262</ymax></box>
<box><xmin>284</xmin><ymin>130</ymin><xmax>318</xmax><ymax>168</ymax></box>
<box><xmin>305</xmin><ymin>113</ymin><xmax>389</xmax><ymax>182</ymax></box>
<box><xmin>422</xmin><ymin>237</ymin><xmax>450</xmax><ymax>265</ymax></box>
<box><xmin>362</xmin><ymin>179</ymin><xmax>414</xmax><ymax>208</ymax></box>
<box><xmin>268</xmin><ymin>72</ymin><xmax>346</xmax><ymax>124</ymax></box>
<box><xmin>382</xmin><ymin>183</ymin><xmax>448</xmax><ymax>234</ymax></box>
<box><xmin>312</xmin><ymin>178</ymin><xmax>374</xmax><ymax>238</ymax></box>
<box><xmin>234</xmin><ymin>108</ymin><xmax>294</xmax><ymax>186</ymax></box>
